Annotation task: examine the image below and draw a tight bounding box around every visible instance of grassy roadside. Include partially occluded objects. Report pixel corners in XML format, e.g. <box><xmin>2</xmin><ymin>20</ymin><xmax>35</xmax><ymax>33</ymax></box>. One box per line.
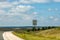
<box><xmin>12</xmin><ymin>28</ymin><xmax>60</xmax><ymax>40</ymax></box>
<box><xmin>12</xmin><ymin>32</ymin><xmax>52</xmax><ymax>40</ymax></box>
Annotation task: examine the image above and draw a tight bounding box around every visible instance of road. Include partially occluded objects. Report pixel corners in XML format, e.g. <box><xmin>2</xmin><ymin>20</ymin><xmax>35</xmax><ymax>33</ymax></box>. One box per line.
<box><xmin>0</xmin><ymin>31</ymin><xmax>4</xmax><ymax>40</ymax></box>
<box><xmin>0</xmin><ymin>31</ymin><xmax>24</xmax><ymax>40</ymax></box>
<box><xmin>0</xmin><ymin>31</ymin><xmax>11</xmax><ymax>40</ymax></box>
<box><xmin>3</xmin><ymin>31</ymin><xmax>24</xmax><ymax>40</ymax></box>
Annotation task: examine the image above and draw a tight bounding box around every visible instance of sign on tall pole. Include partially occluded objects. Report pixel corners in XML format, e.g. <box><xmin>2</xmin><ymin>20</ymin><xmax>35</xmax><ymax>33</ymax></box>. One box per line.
<box><xmin>33</xmin><ymin>12</ymin><xmax>37</xmax><ymax>26</ymax></box>
<box><xmin>32</xmin><ymin>12</ymin><xmax>37</xmax><ymax>31</ymax></box>
<box><xmin>32</xmin><ymin>20</ymin><xmax>37</xmax><ymax>31</ymax></box>
<box><xmin>33</xmin><ymin>20</ymin><xmax>37</xmax><ymax>26</ymax></box>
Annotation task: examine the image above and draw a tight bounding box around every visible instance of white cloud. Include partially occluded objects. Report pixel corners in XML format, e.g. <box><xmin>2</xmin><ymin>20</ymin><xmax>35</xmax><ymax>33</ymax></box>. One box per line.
<box><xmin>54</xmin><ymin>18</ymin><xmax>59</xmax><ymax>22</ymax></box>
<box><xmin>4</xmin><ymin>5</ymin><xmax>34</xmax><ymax>20</ymax></box>
<box><xmin>0</xmin><ymin>0</ymin><xmax>7</xmax><ymax>2</ymax></box>
<box><xmin>0</xmin><ymin>2</ymin><xmax>13</xmax><ymax>8</ymax></box>
<box><xmin>22</xmin><ymin>14</ymin><xmax>32</xmax><ymax>20</ymax></box>
<box><xmin>0</xmin><ymin>1</ymin><xmax>20</xmax><ymax>9</ymax></box>
<box><xmin>0</xmin><ymin>0</ymin><xmax>34</xmax><ymax>19</ymax></box>
<box><xmin>0</xmin><ymin>0</ymin><xmax>34</xmax><ymax>21</ymax></box>
<box><xmin>0</xmin><ymin>1</ymin><xmax>34</xmax><ymax>21</ymax></box>
<box><xmin>0</xmin><ymin>0</ymin><xmax>51</xmax><ymax>10</ymax></box>
<box><xmin>49</xmin><ymin>16</ymin><xmax>54</xmax><ymax>19</ymax></box>
<box><xmin>6</xmin><ymin>13</ymin><xmax>32</xmax><ymax>20</ymax></box>
<box><xmin>17</xmin><ymin>5</ymin><xmax>34</xmax><ymax>12</ymax></box>
<box><xmin>33</xmin><ymin>12</ymin><xmax>38</xmax><ymax>15</ymax></box>
<box><xmin>48</xmin><ymin>8</ymin><xmax>52</xmax><ymax>11</ymax></box>
<box><xmin>53</xmin><ymin>0</ymin><xmax>60</xmax><ymax>2</ymax></box>
<box><xmin>55</xmin><ymin>8</ymin><xmax>58</xmax><ymax>11</ymax></box>
<box><xmin>19</xmin><ymin>0</ymin><xmax>50</xmax><ymax>4</ymax></box>
<box><xmin>9</xmin><ymin>5</ymin><xmax>34</xmax><ymax>13</ymax></box>
<box><xmin>48</xmin><ymin>8</ymin><xmax>59</xmax><ymax>12</ymax></box>
<box><xmin>0</xmin><ymin>0</ymin><xmax>51</xmax><ymax>9</ymax></box>
<box><xmin>20</xmin><ymin>0</ymin><xmax>31</xmax><ymax>4</ymax></box>
<box><xmin>49</xmin><ymin>16</ymin><xmax>59</xmax><ymax>22</ymax></box>
<box><xmin>32</xmin><ymin>0</ymin><xmax>50</xmax><ymax>3</ymax></box>
<box><xmin>0</xmin><ymin>10</ymin><xmax>6</xmax><ymax>14</ymax></box>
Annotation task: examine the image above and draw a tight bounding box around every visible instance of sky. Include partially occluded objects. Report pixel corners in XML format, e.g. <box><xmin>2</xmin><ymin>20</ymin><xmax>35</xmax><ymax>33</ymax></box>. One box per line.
<box><xmin>0</xmin><ymin>0</ymin><xmax>60</xmax><ymax>26</ymax></box>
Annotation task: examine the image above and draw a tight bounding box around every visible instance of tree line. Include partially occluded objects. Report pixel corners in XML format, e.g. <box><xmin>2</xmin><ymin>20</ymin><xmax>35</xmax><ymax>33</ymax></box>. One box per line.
<box><xmin>27</xmin><ymin>26</ymin><xmax>56</xmax><ymax>32</ymax></box>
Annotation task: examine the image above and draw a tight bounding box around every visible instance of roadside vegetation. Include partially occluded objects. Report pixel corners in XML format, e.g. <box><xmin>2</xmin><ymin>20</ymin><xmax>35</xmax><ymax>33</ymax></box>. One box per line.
<box><xmin>13</xmin><ymin>26</ymin><xmax>60</xmax><ymax>40</ymax></box>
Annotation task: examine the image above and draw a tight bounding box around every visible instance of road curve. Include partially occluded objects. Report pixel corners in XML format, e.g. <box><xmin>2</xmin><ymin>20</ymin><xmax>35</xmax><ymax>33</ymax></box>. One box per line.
<box><xmin>3</xmin><ymin>31</ymin><xmax>24</xmax><ymax>40</ymax></box>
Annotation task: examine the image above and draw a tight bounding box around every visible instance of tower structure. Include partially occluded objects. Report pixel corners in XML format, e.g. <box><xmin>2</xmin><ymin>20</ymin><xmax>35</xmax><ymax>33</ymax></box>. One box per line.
<box><xmin>32</xmin><ymin>12</ymin><xmax>37</xmax><ymax>31</ymax></box>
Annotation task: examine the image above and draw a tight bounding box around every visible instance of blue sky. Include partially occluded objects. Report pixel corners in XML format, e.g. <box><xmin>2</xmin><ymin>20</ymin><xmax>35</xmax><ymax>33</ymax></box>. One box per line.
<box><xmin>0</xmin><ymin>0</ymin><xmax>60</xmax><ymax>26</ymax></box>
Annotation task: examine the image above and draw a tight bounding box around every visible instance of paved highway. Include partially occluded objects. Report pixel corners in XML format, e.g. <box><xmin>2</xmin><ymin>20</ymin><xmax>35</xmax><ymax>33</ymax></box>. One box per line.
<box><xmin>0</xmin><ymin>31</ymin><xmax>4</xmax><ymax>40</ymax></box>
<box><xmin>3</xmin><ymin>31</ymin><xmax>24</xmax><ymax>40</ymax></box>
<box><xmin>0</xmin><ymin>31</ymin><xmax>24</xmax><ymax>40</ymax></box>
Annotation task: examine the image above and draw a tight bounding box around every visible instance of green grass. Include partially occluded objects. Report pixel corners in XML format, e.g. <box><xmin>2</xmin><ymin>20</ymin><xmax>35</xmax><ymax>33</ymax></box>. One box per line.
<box><xmin>13</xmin><ymin>28</ymin><xmax>60</xmax><ymax>40</ymax></box>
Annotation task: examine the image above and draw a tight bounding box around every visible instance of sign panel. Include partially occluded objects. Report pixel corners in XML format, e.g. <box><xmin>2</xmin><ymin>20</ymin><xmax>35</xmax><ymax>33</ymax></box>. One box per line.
<box><xmin>33</xmin><ymin>20</ymin><xmax>37</xmax><ymax>25</ymax></box>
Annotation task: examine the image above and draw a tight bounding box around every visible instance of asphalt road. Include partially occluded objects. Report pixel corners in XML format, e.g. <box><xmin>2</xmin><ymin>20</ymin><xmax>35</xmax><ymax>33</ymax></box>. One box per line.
<box><xmin>0</xmin><ymin>31</ymin><xmax>5</xmax><ymax>40</ymax></box>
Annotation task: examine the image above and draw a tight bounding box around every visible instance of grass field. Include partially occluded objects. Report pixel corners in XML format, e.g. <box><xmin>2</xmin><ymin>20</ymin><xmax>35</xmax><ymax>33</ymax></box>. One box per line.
<box><xmin>13</xmin><ymin>28</ymin><xmax>60</xmax><ymax>40</ymax></box>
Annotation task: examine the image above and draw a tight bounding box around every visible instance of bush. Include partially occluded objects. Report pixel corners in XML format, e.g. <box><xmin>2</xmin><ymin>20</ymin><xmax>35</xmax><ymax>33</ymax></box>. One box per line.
<box><xmin>38</xmin><ymin>27</ymin><xmax>40</xmax><ymax>31</ymax></box>
<box><xmin>42</xmin><ymin>27</ymin><xmax>46</xmax><ymax>30</ymax></box>
<box><xmin>27</xmin><ymin>29</ymin><xmax>30</xmax><ymax>32</ymax></box>
<box><xmin>32</xmin><ymin>27</ymin><xmax>36</xmax><ymax>31</ymax></box>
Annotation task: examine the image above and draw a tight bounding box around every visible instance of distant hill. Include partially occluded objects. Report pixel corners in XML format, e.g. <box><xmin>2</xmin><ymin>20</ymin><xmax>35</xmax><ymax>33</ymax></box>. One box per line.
<box><xmin>36</xmin><ymin>28</ymin><xmax>60</xmax><ymax>39</ymax></box>
<box><xmin>13</xmin><ymin>27</ymin><xmax>60</xmax><ymax>40</ymax></box>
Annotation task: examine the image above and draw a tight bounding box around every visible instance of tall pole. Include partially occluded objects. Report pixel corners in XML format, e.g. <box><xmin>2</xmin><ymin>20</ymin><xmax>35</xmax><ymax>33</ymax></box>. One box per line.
<box><xmin>32</xmin><ymin>12</ymin><xmax>37</xmax><ymax>31</ymax></box>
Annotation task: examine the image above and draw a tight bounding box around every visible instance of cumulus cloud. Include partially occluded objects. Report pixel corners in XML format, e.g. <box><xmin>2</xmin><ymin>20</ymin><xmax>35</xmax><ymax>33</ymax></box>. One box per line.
<box><xmin>2</xmin><ymin>5</ymin><xmax>34</xmax><ymax>21</ymax></box>
<box><xmin>22</xmin><ymin>14</ymin><xmax>32</xmax><ymax>20</ymax></box>
<box><xmin>32</xmin><ymin>0</ymin><xmax>50</xmax><ymax>3</ymax></box>
<box><xmin>48</xmin><ymin>8</ymin><xmax>59</xmax><ymax>12</ymax></box>
<box><xmin>0</xmin><ymin>2</ymin><xmax>12</xmax><ymax>8</ymax></box>
<box><xmin>0</xmin><ymin>0</ymin><xmax>34</xmax><ymax>23</ymax></box>
<box><xmin>33</xmin><ymin>12</ymin><xmax>38</xmax><ymax>15</ymax></box>
<box><xmin>19</xmin><ymin>0</ymin><xmax>50</xmax><ymax>4</ymax></box>
<box><xmin>49</xmin><ymin>16</ymin><xmax>54</xmax><ymax>19</ymax></box>
<box><xmin>8</xmin><ymin>5</ymin><xmax>34</xmax><ymax>15</ymax></box>
<box><xmin>53</xmin><ymin>0</ymin><xmax>60</xmax><ymax>2</ymax></box>
<box><xmin>0</xmin><ymin>0</ymin><xmax>7</xmax><ymax>2</ymax></box>
<box><xmin>0</xmin><ymin>1</ymin><xmax>20</xmax><ymax>9</ymax></box>
<box><xmin>54</xmin><ymin>18</ymin><xmax>59</xmax><ymax>22</ymax></box>
<box><xmin>48</xmin><ymin>8</ymin><xmax>52</xmax><ymax>11</ymax></box>
<box><xmin>0</xmin><ymin>0</ymin><xmax>51</xmax><ymax>9</ymax></box>
<box><xmin>55</xmin><ymin>8</ymin><xmax>58</xmax><ymax>11</ymax></box>
<box><xmin>0</xmin><ymin>10</ymin><xmax>6</xmax><ymax>14</ymax></box>
<box><xmin>16</xmin><ymin>5</ymin><xmax>34</xmax><ymax>12</ymax></box>
<box><xmin>0</xmin><ymin>2</ymin><xmax>18</xmax><ymax>9</ymax></box>
<box><xmin>0</xmin><ymin>0</ymin><xmax>60</xmax><ymax>26</ymax></box>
